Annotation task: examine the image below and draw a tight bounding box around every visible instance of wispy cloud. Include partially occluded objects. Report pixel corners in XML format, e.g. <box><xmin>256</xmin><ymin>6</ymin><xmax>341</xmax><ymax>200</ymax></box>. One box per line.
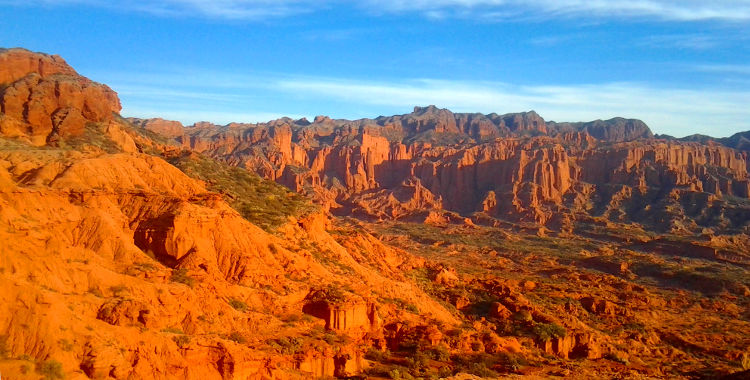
<box><xmin>7</xmin><ymin>0</ymin><xmax>750</xmax><ymax>21</ymax></box>
<box><xmin>692</xmin><ymin>64</ymin><xmax>750</xmax><ymax>75</ymax></box>
<box><xmin>370</xmin><ymin>1</ymin><xmax>750</xmax><ymax>22</ymax></box>
<box><xmin>274</xmin><ymin>77</ymin><xmax>750</xmax><ymax>136</ymax></box>
<box><xmin>528</xmin><ymin>34</ymin><xmax>582</xmax><ymax>47</ymax></box>
<box><xmin>102</xmin><ymin>67</ymin><xmax>750</xmax><ymax>137</ymax></box>
<box><xmin>123</xmin><ymin>107</ymin><xmax>305</xmax><ymax>125</ymax></box>
<box><xmin>3</xmin><ymin>0</ymin><xmax>321</xmax><ymax>19</ymax></box>
<box><xmin>637</xmin><ymin>34</ymin><xmax>724</xmax><ymax>50</ymax></box>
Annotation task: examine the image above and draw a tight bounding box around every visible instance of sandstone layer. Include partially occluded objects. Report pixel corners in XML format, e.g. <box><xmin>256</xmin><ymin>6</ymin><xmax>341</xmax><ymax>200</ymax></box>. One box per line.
<box><xmin>160</xmin><ymin>106</ymin><xmax>750</xmax><ymax>235</ymax></box>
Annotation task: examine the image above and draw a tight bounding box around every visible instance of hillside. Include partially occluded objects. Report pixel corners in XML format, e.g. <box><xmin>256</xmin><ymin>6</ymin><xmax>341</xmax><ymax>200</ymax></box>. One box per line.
<box><xmin>1</xmin><ymin>48</ymin><xmax>749</xmax><ymax>379</ymax></box>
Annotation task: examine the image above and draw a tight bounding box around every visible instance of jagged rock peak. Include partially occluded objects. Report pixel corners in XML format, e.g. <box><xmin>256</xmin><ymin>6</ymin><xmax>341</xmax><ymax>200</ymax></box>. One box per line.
<box><xmin>0</xmin><ymin>47</ymin><xmax>78</xmax><ymax>84</ymax></box>
<box><xmin>412</xmin><ymin>105</ymin><xmax>450</xmax><ymax>115</ymax></box>
<box><xmin>0</xmin><ymin>47</ymin><xmax>121</xmax><ymax>145</ymax></box>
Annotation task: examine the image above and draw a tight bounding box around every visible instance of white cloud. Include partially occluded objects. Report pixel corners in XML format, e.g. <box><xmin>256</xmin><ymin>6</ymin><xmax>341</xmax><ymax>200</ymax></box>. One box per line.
<box><xmin>371</xmin><ymin>0</ymin><xmax>750</xmax><ymax>22</ymax></box>
<box><xmin>692</xmin><ymin>64</ymin><xmax>750</xmax><ymax>75</ymax></box>
<box><xmin>103</xmin><ymin>66</ymin><xmax>750</xmax><ymax>137</ymax></box>
<box><xmin>274</xmin><ymin>77</ymin><xmax>750</xmax><ymax>137</ymax></box>
<box><xmin>122</xmin><ymin>107</ymin><xmax>305</xmax><ymax>125</ymax></box>
<box><xmin>4</xmin><ymin>0</ymin><xmax>319</xmax><ymax>19</ymax></box>
<box><xmin>636</xmin><ymin>34</ymin><xmax>723</xmax><ymax>50</ymax></box>
<box><xmin>7</xmin><ymin>0</ymin><xmax>750</xmax><ymax>21</ymax></box>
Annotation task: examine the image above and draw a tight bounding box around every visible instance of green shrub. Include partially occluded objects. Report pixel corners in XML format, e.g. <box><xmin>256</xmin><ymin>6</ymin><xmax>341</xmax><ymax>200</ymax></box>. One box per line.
<box><xmin>167</xmin><ymin>153</ymin><xmax>318</xmax><ymax>231</ymax></box>
<box><xmin>0</xmin><ymin>334</ymin><xmax>8</xmax><ymax>358</ymax></box>
<box><xmin>452</xmin><ymin>353</ymin><xmax>499</xmax><ymax>378</ymax></box>
<box><xmin>512</xmin><ymin>310</ymin><xmax>533</xmax><ymax>323</ymax></box>
<box><xmin>532</xmin><ymin>323</ymin><xmax>567</xmax><ymax>342</ymax></box>
<box><xmin>228</xmin><ymin>331</ymin><xmax>246</xmax><ymax>344</ymax></box>
<box><xmin>108</xmin><ymin>285</ymin><xmax>128</xmax><ymax>296</ymax></box>
<box><xmin>605</xmin><ymin>352</ymin><xmax>629</xmax><ymax>365</ymax></box>
<box><xmin>161</xmin><ymin>327</ymin><xmax>184</xmax><ymax>334</ymax></box>
<box><xmin>365</xmin><ymin>347</ymin><xmax>389</xmax><ymax>362</ymax></box>
<box><xmin>58</xmin><ymin>339</ymin><xmax>74</xmax><ymax>352</ymax></box>
<box><xmin>269</xmin><ymin>336</ymin><xmax>304</xmax><ymax>354</ymax></box>
<box><xmin>87</xmin><ymin>287</ymin><xmax>103</xmax><ymax>298</ymax></box>
<box><xmin>468</xmin><ymin>362</ymin><xmax>497</xmax><ymax>378</ymax></box>
<box><xmin>172</xmin><ymin>335</ymin><xmax>191</xmax><ymax>348</ymax></box>
<box><xmin>498</xmin><ymin>352</ymin><xmax>527</xmax><ymax>372</ymax></box>
<box><xmin>405</xmin><ymin>303</ymin><xmax>420</xmax><ymax>314</ymax></box>
<box><xmin>36</xmin><ymin>359</ymin><xmax>64</xmax><ymax>380</ymax></box>
<box><xmin>170</xmin><ymin>268</ymin><xmax>195</xmax><ymax>287</ymax></box>
<box><xmin>405</xmin><ymin>351</ymin><xmax>430</xmax><ymax>374</ymax></box>
<box><xmin>425</xmin><ymin>346</ymin><xmax>450</xmax><ymax>362</ymax></box>
<box><xmin>389</xmin><ymin>368</ymin><xmax>415</xmax><ymax>379</ymax></box>
<box><xmin>228</xmin><ymin>298</ymin><xmax>249</xmax><ymax>312</ymax></box>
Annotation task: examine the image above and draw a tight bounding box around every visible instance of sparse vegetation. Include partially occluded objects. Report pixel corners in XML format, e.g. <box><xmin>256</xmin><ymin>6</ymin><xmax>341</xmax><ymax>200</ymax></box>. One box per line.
<box><xmin>58</xmin><ymin>338</ymin><xmax>74</xmax><ymax>352</ymax></box>
<box><xmin>365</xmin><ymin>347</ymin><xmax>389</xmax><ymax>362</ymax></box>
<box><xmin>167</xmin><ymin>153</ymin><xmax>318</xmax><ymax>231</ymax></box>
<box><xmin>172</xmin><ymin>335</ymin><xmax>191</xmax><ymax>348</ymax></box>
<box><xmin>532</xmin><ymin>323</ymin><xmax>567</xmax><ymax>342</ymax></box>
<box><xmin>87</xmin><ymin>287</ymin><xmax>103</xmax><ymax>297</ymax></box>
<box><xmin>62</xmin><ymin>122</ymin><xmax>122</xmax><ymax>153</ymax></box>
<box><xmin>161</xmin><ymin>327</ymin><xmax>184</xmax><ymax>334</ymax></box>
<box><xmin>228</xmin><ymin>298</ymin><xmax>249</xmax><ymax>312</ymax></box>
<box><xmin>452</xmin><ymin>353</ymin><xmax>500</xmax><ymax>378</ymax></box>
<box><xmin>0</xmin><ymin>334</ymin><xmax>8</xmax><ymax>358</ymax></box>
<box><xmin>228</xmin><ymin>331</ymin><xmax>247</xmax><ymax>344</ymax></box>
<box><xmin>170</xmin><ymin>268</ymin><xmax>195</xmax><ymax>287</ymax></box>
<box><xmin>108</xmin><ymin>285</ymin><xmax>128</xmax><ymax>296</ymax></box>
<box><xmin>268</xmin><ymin>336</ymin><xmax>304</xmax><ymax>355</ymax></box>
<box><xmin>35</xmin><ymin>359</ymin><xmax>64</xmax><ymax>380</ymax></box>
<box><xmin>131</xmin><ymin>261</ymin><xmax>157</xmax><ymax>272</ymax></box>
<box><xmin>605</xmin><ymin>352</ymin><xmax>630</xmax><ymax>366</ymax></box>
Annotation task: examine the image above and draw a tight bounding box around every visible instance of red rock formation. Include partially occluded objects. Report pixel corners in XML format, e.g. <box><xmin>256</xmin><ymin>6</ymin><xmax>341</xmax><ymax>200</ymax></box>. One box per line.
<box><xmin>178</xmin><ymin>107</ymin><xmax>749</xmax><ymax>232</ymax></box>
<box><xmin>0</xmin><ymin>48</ymin><xmax>77</xmax><ymax>84</ymax></box>
<box><xmin>128</xmin><ymin>117</ymin><xmax>185</xmax><ymax>138</ymax></box>
<box><xmin>302</xmin><ymin>291</ymin><xmax>380</xmax><ymax>333</ymax></box>
<box><xmin>579</xmin><ymin>296</ymin><xmax>618</xmax><ymax>316</ymax></box>
<box><xmin>0</xmin><ymin>48</ymin><xmax>121</xmax><ymax>145</ymax></box>
<box><xmin>541</xmin><ymin>333</ymin><xmax>602</xmax><ymax>360</ymax></box>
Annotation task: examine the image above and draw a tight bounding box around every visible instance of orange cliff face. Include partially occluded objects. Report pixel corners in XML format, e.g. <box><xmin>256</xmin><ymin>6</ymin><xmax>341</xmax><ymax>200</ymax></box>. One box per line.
<box><xmin>0</xmin><ymin>48</ymin><xmax>121</xmax><ymax>146</ymax></box>
<box><xmin>172</xmin><ymin>106</ymin><xmax>750</xmax><ymax>232</ymax></box>
<box><xmin>0</xmin><ymin>48</ymin><xmax>461</xmax><ymax>379</ymax></box>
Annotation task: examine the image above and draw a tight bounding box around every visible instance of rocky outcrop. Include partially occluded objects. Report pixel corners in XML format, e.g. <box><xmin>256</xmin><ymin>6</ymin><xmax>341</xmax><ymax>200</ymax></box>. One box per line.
<box><xmin>0</xmin><ymin>48</ymin><xmax>121</xmax><ymax>145</ymax></box>
<box><xmin>128</xmin><ymin>117</ymin><xmax>185</xmax><ymax>138</ymax></box>
<box><xmin>296</xmin><ymin>347</ymin><xmax>368</xmax><ymax>378</ymax></box>
<box><xmin>579</xmin><ymin>296</ymin><xmax>618</xmax><ymax>316</ymax></box>
<box><xmin>302</xmin><ymin>291</ymin><xmax>380</xmax><ymax>333</ymax></box>
<box><xmin>0</xmin><ymin>48</ymin><xmax>77</xmax><ymax>84</ymax></box>
<box><xmin>541</xmin><ymin>333</ymin><xmax>602</xmax><ymax>360</ymax></box>
<box><xmin>177</xmin><ymin>110</ymin><xmax>749</xmax><ymax>231</ymax></box>
<box><xmin>548</xmin><ymin>117</ymin><xmax>653</xmax><ymax>142</ymax></box>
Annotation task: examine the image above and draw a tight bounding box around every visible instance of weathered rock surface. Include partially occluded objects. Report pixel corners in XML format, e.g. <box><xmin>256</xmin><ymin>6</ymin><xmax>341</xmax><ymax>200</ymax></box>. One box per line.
<box><xmin>170</xmin><ymin>106</ymin><xmax>749</xmax><ymax>233</ymax></box>
<box><xmin>127</xmin><ymin>117</ymin><xmax>185</xmax><ymax>138</ymax></box>
<box><xmin>0</xmin><ymin>49</ymin><xmax>462</xmax><ymax>380</ymax></box>
<box><xmin>0</xmin><ymin>48</ymin><xmax>121</xmax><ymax>145</ymax></box>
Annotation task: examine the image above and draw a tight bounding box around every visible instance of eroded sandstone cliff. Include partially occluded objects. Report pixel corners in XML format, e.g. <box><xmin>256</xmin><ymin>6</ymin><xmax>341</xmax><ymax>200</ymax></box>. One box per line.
<box><xmin>159</xmin><ymin>105</ymin><xmax>749</xmax><ymax>234</ymax></box>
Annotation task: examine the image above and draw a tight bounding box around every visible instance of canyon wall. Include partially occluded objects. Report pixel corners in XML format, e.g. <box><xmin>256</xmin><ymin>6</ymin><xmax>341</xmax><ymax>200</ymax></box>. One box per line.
<box><xmin>166</xmin><ymin>107</ymin><xmax>749</xmax><ymax>232</ymax></box>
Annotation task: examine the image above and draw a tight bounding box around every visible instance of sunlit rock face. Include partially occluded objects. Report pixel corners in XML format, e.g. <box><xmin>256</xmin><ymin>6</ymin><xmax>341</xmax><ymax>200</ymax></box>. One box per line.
<box><xmin>177</xmin><ymin>105</ymin><xmax>749</xmax><ymax>233</ymax></box>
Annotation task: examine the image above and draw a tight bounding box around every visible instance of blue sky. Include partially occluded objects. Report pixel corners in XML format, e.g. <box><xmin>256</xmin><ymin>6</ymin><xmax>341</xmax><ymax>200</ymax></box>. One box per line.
<box><xmin>1</xmin><ymin>1</ymin><xmax>749</xmax><ymax>137</ymax></box>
